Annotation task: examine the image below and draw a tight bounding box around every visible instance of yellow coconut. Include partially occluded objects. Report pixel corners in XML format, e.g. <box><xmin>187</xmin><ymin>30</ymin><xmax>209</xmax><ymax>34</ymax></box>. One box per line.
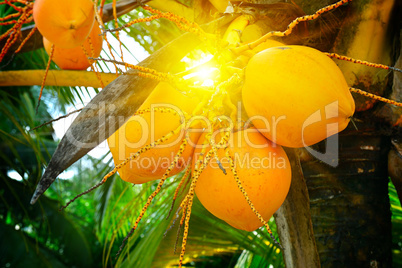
<box><xmin>242</xmin><ymin>45</ymin><xmax>355</xmax><ymax>148</ymax></box>
<box><xmin>108</xmin><ymin>82</ymin><xmax>201</xmax><ymax>183</ymax></box>
<box><xmin>194</xmin><ymin>128</ymin><xmax>291</xmax><ymax>231</ymax></box>
<box><xmin>43</xmin><ymin>22</ymin><xmax>102</xmax><ymax>70</ymax></box>
<box><xmin>33</xmin><ymin>0</ymin><xmax>95</xmax><ymax>48</ymax></box>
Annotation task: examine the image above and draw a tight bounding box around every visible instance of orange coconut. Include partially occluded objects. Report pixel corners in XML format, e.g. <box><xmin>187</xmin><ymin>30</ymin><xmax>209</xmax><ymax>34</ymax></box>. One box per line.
<box><xmin>108</xmin><ymin>82</ymin><xmax>201</xmax><ymax>184</ymax></box>
<box><xmin>43</xmin><ymin>22</ymin><xmax>103</xmax><ymax>70</ymax></box>
<box><xmin>33</xmin><ymin>0</ymin><xmax>95</xmax><ymax>48</ymax></box>
<box><xmin>242</xmin><ymin>45</ymin><xmax>355</xmax><ymax>148</ymax></box>
<box><xmin>194</xmin><ymin>128</ymin><xmax>291</xmax><ymax>231</ymax></box>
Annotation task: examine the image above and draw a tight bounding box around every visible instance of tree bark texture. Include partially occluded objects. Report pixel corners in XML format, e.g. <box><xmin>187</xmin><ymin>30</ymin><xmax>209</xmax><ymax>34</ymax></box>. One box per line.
<box><xmin>299</xmin><ymin>122</ymin><xmax>393</xmax><ymax>267</ymax></box>
<box><xmin>274</xmin><ymin>148</ymin><xmax>321</xmax><ymax>268</ymax></box>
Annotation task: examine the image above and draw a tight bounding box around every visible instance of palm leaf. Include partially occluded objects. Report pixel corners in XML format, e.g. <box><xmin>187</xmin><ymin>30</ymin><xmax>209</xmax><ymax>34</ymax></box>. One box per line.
<box><xmin>0</xmin><ymin>221</ymin><xmax>67</xmax><ymax>268</ymax></box>
<box><xmin>97</xmin><ymin>168</ymin><xmax>284</xmax><ymax>267</ymax></box>
<box><xmin>390</xmin><ymin>180</ymin><xmax>402</xmax><ymax>266</ymax></box>
<box><xmin>0</xmin><ymin>176</ymin><xmax>95</xmax><ymax>267</ymax></box>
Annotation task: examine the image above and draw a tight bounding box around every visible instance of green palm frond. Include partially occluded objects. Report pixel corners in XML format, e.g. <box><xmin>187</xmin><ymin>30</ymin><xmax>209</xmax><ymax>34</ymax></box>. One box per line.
<box><xmin>0</xmin><ymin>88</ymin><xmax>55</xmax><ymax>179</ymax></box>
<box><xmin>0</xmin><ymin>175</ymin><xmax>96</xmax><ymax>267</ymax></box>
<box><xmin>154</xmin><ymin>196</ymin><xmax>283</xmax><ymax>267</ymax></box>
<box><xmin>390</xmin><ymin>180</ymin><xmax>402</xmax><ymax>267</ymax></box>
<box><xmin>0</xmin><ymin>221</ymin><xmax>68</xmax><ymax>268</ymax></box>
<box><xmin>95</xmin><ymin>168</ymin><xmax>284</xmax><ymax>267</ymax></box>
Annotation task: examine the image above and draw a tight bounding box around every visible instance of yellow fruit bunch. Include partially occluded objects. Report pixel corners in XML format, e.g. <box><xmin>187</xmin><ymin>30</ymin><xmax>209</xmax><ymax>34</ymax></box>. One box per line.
<box><xmin>107</xmin><ymin>1</ymin><xmax>358</xmax><ymax>240</ymax></box>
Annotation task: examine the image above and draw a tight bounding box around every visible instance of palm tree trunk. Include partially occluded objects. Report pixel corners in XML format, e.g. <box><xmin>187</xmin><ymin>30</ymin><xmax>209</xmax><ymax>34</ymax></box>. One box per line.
<box><xmin>299</xmin><ymin>122</ymin><xmax>392</xmax><ymax>267</ymax></box>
